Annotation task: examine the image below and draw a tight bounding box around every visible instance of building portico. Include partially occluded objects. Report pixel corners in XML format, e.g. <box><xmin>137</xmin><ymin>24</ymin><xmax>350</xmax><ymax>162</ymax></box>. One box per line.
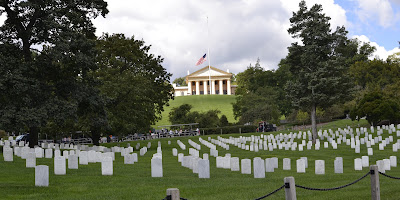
<box><xmin>172</xmin><ymin>66</ymin><xmax>236</xmax><ymax>96</ymax></box>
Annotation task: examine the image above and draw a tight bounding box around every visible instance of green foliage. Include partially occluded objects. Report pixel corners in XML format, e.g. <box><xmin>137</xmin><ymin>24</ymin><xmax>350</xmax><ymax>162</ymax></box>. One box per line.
<box><xmin>168</xmin><ymin>104</ymin><xmax>223</xmax><ymax>128</ymax></box>
<box><xmin>219</xmin><ymin>115</ymin><xmax>229</xmax><ymax>127</ymax></box>
<box><xmin>233</xmin><ymin>59</ymin><xmax>283</xmax><ymax>124</ymax></box>
<box><xmin>350</xmin><ymin>59</ymin><xmax>400</xmax><ymax>90</ymax></box>
<box><xmin>284</xmin><ymin>1</ymin><xmax>365</xmax><ymax>141</ymax></box>
<box><xmin>296</xmin><ymin>110</ymin><xmax>309</xmax><ymax>125</ymax></box>
<box><xmin>350</xmin><ymin>91</ymin><xmax>400</xmax><ymax>125</ymax></box>
<box><xmin>94</xmin><ymin>33</ymin><xmax>173</xmax><ymax>135</ymax></box>
<box><xmin>168</xmin><ymin>104</ymin><xmax>193</xmax><ymax>125</ymax></box>
<box><xmin>156</xmin><ymin>95</ymin><xmax>236</xmax><ymax>127</ymax></box>
<box><xmin>0</xmin><ymin>0</ymin><xmax>109</xmax><ymax>146</ymax></box>
<box><xmin>173</xmin><ymin>77</ymin><xmax>187</xmax><ymax>86</ymax></box>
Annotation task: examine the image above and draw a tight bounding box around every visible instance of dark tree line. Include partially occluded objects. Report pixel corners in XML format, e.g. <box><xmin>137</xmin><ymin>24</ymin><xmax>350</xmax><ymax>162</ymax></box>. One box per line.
<box><xmin>0</xmin><ymin>1</ymin><xmax>173</xmax><ymax>146</ymax></box>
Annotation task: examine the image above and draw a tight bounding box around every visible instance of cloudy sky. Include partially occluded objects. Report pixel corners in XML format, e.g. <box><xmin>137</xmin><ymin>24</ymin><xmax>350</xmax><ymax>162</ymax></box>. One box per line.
<box><xmin>1</xmin><ymin>0</ymin><xmax>400</xmax><ymax>81</ymax></box>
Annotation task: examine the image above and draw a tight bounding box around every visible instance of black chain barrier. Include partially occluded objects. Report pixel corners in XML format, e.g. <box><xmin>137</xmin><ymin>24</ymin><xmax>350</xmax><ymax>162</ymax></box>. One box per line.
<box><xmin>295</xmin><ymin>171</ymin><xmax>371</xmax><ymax>191</ymax></box>
<box><xmin>254</xmin><ymin>184</ymin><xmax>286</xmax><ymax>200</ymax></box>
<box><xmin>161</xmin><ymin>195</ymin><xmax>189</xmax><ymax>200</ymax></box>
<box><xmin>379</xmin><ymin>171</ymin><xmax>400</xmax><ymax>180</ymax></box>
<box><xmin>162</xmin><ymin>195</ymin><xmax>171</xmax><ymax>200</ymax></box>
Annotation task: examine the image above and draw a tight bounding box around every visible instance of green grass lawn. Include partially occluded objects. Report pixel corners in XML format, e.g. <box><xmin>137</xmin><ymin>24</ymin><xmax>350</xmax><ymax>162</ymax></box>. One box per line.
<box><xmin>1</xmin><ymin>120</ymin><xmax>400</xmax><ymax>200</ymax></box>
<box><xmin>154</xmin><ymin>95</ymin><xmax>237</xmax><ymax>127</ymax></box>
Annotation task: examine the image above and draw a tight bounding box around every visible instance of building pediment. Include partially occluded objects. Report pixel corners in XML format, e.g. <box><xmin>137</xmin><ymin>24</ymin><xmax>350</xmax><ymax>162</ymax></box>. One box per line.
<box><xmin>187</xmin><ymin>66</ymin><xmax>231</xmax><ymax>80</ymax></box>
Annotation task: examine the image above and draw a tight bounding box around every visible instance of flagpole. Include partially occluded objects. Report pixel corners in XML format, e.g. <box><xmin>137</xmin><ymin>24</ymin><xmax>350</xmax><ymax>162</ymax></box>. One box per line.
<box><xmin>207</xmin><ymin>16</ymin><xmax>211</xmax><ymax>95</ymax></box>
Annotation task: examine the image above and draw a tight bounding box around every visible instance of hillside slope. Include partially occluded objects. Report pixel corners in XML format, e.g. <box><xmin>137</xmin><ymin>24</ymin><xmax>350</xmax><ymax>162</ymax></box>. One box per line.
<box><xmin>154</xmin><ymin>95</ymin><xmax>237</xmax><ymax>127</ymax></box>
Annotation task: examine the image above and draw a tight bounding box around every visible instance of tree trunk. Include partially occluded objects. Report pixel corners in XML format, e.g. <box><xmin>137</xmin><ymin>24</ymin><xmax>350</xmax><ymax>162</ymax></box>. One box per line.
<box><xmin>91</xmin><ymin>126</ymin><xmax>100</xmax><ymax>146</ymax></box>
<box><xmin>311</xmin><ymin>104</ymin><xmax>317</xmax><ymax>144</ymax></box>
<box><xmin>29</xmin><ymin>127</ymin><xmax>39</xmax><ymax>148</ymax></box>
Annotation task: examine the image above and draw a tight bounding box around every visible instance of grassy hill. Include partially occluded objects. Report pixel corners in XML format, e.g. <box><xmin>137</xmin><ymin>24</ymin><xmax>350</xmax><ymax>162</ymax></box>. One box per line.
<box><xmin>154</xmin><ymin>95</ymin><xmax>237</xmax><ymax>127</ymax></box>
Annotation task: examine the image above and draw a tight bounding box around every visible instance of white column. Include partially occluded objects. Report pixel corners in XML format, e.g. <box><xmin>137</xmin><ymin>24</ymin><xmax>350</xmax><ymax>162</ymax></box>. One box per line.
<box><xmin>187</xmin><ymin>81</ymin><xmax>192</xmax><ymax>96</ymax></box>
<box><xmin>203</xmin><ymin>81</ymin><xmax>208</xmax><ymax>95</ymax></box>
<box><xmin>195</xmin><ymin>81</ymin><xmax>200</xmax><ymax>95</ymax></box>
<box><xmin>227</xmin><ymin>80</ymin><xmax>231</xmax><ymax>95</ymax></box>
<box><xmin>211</xmin><ymin>80</ymin><xmax>216</xmax><ymax>95</ymax></box>
<box><xmin>219</xmin><ymin>80</ymin><xmax>223</xmax><ymax>95</ymax></box>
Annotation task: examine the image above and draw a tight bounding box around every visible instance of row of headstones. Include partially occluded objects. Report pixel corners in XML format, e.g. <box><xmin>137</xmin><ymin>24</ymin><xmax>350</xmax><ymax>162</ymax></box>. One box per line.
<box><xmin>174</xmin><ymin>150</ymin><xmax>210</xmax><ymax>178</ymax></box>
<box><xmin>209</xmin><ymin>137</ymin><xmax>229</xmax><ymax>150</ymax></box>
<box><xmin>188</xmin><ymin>139</ymin><xmax>201</xmax><ymax>150</ymax></box>
<box><xmin>213</xmin><ymin>130</ymin><xmax>400</xmax><ymax>154</ymax></box>
<box><xmin>177</xmin><ymin>140</ymin><xmax>186</xmax><ymax>150</ymax></box>
<box><xmin>198</xmin><ymin>137</ymin><xmax>216</xmax><ymax>150</ymax></box>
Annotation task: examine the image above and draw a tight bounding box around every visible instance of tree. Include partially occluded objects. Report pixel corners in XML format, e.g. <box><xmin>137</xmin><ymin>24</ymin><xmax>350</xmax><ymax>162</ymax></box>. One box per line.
<box><xmin>173</xmin><ymin>77</ymin><xmax>187</xmax><ymax>86</ymax></box>
<box><xmin>94</xmin><ymin>33</ymin><xmax>173</xmax><ymax>135</ymax></box>
<box><xmin>285</xmin><ymin>1</ymin><xmax>356</xmax><ymax>142</ymax></box>
<box><xmin>350</xmin><ymin>91</ymin><xmax>400</xmax><ymax>125</ymax></box>
<box><xmin>0</xmin><ymin>0</ymin><xmax>108</xmax><ymax>147</ymax></box>
<box><xmin>219</xmin><ymin>115</ymin><xmax>229</xmax><ymax>127</ymax></box>
<box><xmin>169</xmin><ymin>104</ymin><xmax>193</xmax><ymax>125</ymax></box>
<box><xmin>296</xmin><ymin>110</ymin><xmax>309</xmax><ymax>125</ymax></box>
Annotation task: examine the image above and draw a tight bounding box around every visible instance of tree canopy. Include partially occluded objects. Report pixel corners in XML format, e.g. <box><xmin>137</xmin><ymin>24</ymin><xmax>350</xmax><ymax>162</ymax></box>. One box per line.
<box><xmin>0</xmin><ymin>0</ymin><xmax>108</xmax><ymax>147</ymax></box>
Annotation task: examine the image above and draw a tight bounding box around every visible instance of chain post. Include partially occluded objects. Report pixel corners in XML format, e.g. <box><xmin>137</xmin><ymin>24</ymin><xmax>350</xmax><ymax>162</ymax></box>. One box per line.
<box><xmin>284</xmin><ymin>176</ymin><xmax>297</xmax><ymax>200</ymax></box>
<box><xmin>166</xmin><ymin>188</ymin><xmax>180</xmax><ymax>200</ymax></box>
<box><xmin>370</xmin><ymin>165</ymin><xmax>380</xmax><ymax>200</ymax></box>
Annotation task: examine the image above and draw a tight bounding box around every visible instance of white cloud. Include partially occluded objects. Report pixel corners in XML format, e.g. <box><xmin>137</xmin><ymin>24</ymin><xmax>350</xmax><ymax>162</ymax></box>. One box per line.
<box><xmin>92</xmin><ymin>0</ymin><xmax>350</xmax><ymax>81</ymax></box>
<box><xmin>353</xmin><ymin>35</ymin><xmax>400</xmax><ymax>60</ymax></box>
<box><xmin>355</xmin><ymin>0</ymin><xmax>399</xmax><ymax>28</ymax></box>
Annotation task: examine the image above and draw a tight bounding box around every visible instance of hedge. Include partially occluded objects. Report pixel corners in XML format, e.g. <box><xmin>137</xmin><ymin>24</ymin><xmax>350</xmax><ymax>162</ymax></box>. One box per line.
<box><xmin>200</xmin><ymin>125</ymin><xmax>257</xmax><ymax>135</ymax></box>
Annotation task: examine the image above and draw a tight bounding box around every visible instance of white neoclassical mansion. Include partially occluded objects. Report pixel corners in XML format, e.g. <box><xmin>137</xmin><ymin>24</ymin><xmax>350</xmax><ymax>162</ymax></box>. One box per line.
<box><xmin>172</xmin><ymin>66</ymin><xmax>237</xmax><ymax>96</ymax></box>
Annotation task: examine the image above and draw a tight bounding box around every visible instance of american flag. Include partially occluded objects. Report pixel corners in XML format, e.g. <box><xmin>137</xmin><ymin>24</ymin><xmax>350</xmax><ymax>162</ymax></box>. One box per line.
<box><xmin>196</xmin><ymin>54</ymin><xmax>207</xmax><ymax>66</ymax></box>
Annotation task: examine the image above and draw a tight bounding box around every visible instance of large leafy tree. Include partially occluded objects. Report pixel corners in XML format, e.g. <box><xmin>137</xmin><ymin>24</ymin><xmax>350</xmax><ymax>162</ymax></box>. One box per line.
<box><xmin>95</xmin><ymin>33</ymin><xmax>174</xmax><ymax>135</ymax></box>
<box><xmin>285</xmin><ymin>1</ymin><xmax>356</xmax><ymax>142</ymax></box>
<box><xmin>233</xmin><ymin>59</ymin><xmax>283</xmax><ymax>124</ymax></box>
<box><xmin>0</xmin><ymin>0</ymin><xmax>108</xmax><ymax>147</ymax></box>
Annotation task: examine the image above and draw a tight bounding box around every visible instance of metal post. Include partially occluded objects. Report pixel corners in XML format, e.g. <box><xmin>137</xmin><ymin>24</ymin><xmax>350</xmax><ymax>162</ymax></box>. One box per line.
<box><xmin>284</xmin><ymin>176</ymin><xmax>297</xmax><ymax>200</ymax></box>
<box><xmin>370</xmin><ymin>165</ymin><xmax>380</xmax><ymax>200</ymax></box>
<box><xmin>166</xmin><ymin>188</ymin><xmax>180</xmax><ymax>200</ymax></box>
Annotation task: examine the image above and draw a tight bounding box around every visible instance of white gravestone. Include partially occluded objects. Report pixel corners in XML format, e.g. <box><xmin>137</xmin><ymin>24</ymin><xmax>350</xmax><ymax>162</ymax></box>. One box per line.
<box><xmin>301</xmin><ymin>157</ymin><xmax>308</xmax><ymax>168</ymax></box>
<box><xmin>54</xmin><ymin>150</ymin><xmax>61</xmax><ymax>158</ymax></box>
<box><xmin>54</xmin><ymin>156</ymin><xmax>66</xmax><ymax>175</ymax></box>
<box><xmin>124</xmin><ymin>154</ymin><xmax>135</xmax><ymax>164</ymax></box>
<box><xmin>132</xmin><ymin>153</ymin><xmax>138</xmax><ymax>162</ymax></box>
<box><xmin>26</xmin><ymin>152</ymin><xmax>36</xmax><ymax>168</ymax></box>
<box><xmin>203</xmin><ymin>153</ymin><xmax>209</xmax><ymax>160</ymax></box>
<box><xmin>334</xmin><ymin>157</ymin><xmax>343</xmax><ymax>174</ymax></box>
<box><xmin>178</xmin><ymin>153</ymin><xmax>184</xmax><ymax>162</ymax></box>
<box><xmin>45</xmin><ymin>149</ymin><xmax>53</xmax><ymax>159</ymax></box>
<box><xmin>68</xmin><ymin>154</ymin><xmax>79</xmax><ymax>169</ymax></box>
<box><xmin>241</xmin><ymin>159</ymin><xmax>251</xmax><ymax>174</ymax></box>
<box><xmin>265</xmin><ymin>158</ymin><xmax>274</xmax><ymax>173</ymax></box>
<box><xmin>101</xmin><ymin>157</ymin><xmax>113</xmax><ymax>175</ymax></box>
<box><xmin>198</xmin><ymin>159</ymin><xmax>210</xmax><ymax>178</ymax></box>
<box><xmin>172</xmin><ymin>148</ymin><xmax>178</xmax><ymax>156</ymax></box>
<box><xmin>390</xmin><ymin>156</ymin><xmax>397</xmax><ymax>167</ymax></box>
<box><xmin>79</xmin><ymin>151</ymin><xmax>88</xmax><ymax>165</ymax></box>
<box><xmin>283</xmin><ymin>158</ymin><xmax>291</xmax><ymax>170</ymax></box>
<box><xmin>368</xmin><ymin>148</ymin><xmax>373</xmax><ymax>156</ymax></box>
<box><xmin>230</xmin><ymin>157</ymin><xmax>240</xmax><ymax>171</ymax></box>
<box><xmin>3</xmin><ymin>147</ymin><xmax>13</xmax><ymax>162</ymax></box>
<box><xmin>376</xmin><ymin>160</ymin><xmax>385</xmax><ymax>173</ymax></box>
<box><xmin>383</xmin><ymin>159</ymin><xmax>391</xmax><ymax>171</ymax></box>
<box><xmin>354</xmin><ymin>158</ymin><xmax>362</xmax><ymax>170</ymax></box>
<box><xmin>296</xmin><ymin>159</ymin><xmax>306</xmax><ymax>173</ymax></box>
<box><xmin>35</xmin><ymin>165</ymin><xmax>49</xmax><ymax>187</ymax></box>
<box><xmin>253</xmin><ymin>157</ymin><xmax>265</xmax><ymax>178</ymax></box>
<box><xmin>35</xmin><ymin>147</ymin><xmax>44</xmax><ymax>158</ymax></box>
<box><xmin>315</xmin><ymin>160</ymin><xmax>325</xmax><ymax>175</ymax></box>
<box><xmin>361</xmin><ymin>156</ymin><xmax>369</xmax><ymax>167</ymax></box>
<box><xmin>271</xmin><ymin>157</ymin><xmax>278</xmax><ymax>168</ymax></box>
<box><xmin>151</xmin><ymin>157</ymin><xmax>163</xmax><ymax>177</ymax></box>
